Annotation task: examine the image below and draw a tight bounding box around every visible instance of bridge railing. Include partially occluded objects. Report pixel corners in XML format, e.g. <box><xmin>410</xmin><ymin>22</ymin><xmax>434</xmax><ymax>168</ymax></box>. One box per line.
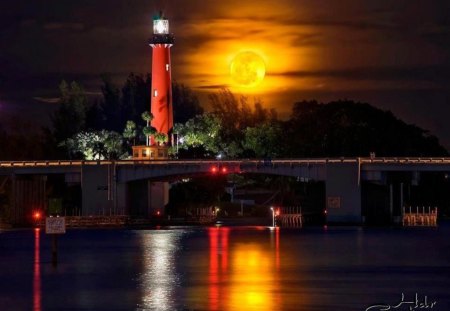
<box><xmin>402</xmin><ymin>206</ymin><xmax>438</xmax><ymax>227</ymax></box>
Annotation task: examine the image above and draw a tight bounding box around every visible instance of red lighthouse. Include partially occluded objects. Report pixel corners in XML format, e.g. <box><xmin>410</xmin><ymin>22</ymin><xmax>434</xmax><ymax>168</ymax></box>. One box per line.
<box><xmin>149</xmin><ymin>14</ymin><xmax>174</xmax><ymax>145</ymax></box>
<box><xmin>132</xmin><ymin>13</ymin><xmax>174</xmax><ymax>160</ymax></box>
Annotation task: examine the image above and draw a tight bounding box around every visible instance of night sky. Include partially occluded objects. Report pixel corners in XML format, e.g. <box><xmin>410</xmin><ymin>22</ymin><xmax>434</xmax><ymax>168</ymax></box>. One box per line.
<box><xmin>1</xmin><ymin>1</ymin><xmax>449</xmax><ymax>148</ymax></box>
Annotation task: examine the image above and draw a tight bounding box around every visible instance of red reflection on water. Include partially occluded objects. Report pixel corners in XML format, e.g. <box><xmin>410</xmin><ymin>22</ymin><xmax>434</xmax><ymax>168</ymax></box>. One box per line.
<box><xmin>33</xmin><ymin>228</ymin><xmax>41</xmax><ymax>311</ymax></box>
<box><xmin>221</xmin><ymin>227</ymin><xmax>229</xmax><ymax>272</ymax></box>
<box><xmin>209</xmin><ymin>227</ymin><xmax>219</xmax><ymax>310</ymax></box>
<box><xmin>208</xmin><ymin>227</ymin><xmax>229</xmax><ymax>311</ymax></box>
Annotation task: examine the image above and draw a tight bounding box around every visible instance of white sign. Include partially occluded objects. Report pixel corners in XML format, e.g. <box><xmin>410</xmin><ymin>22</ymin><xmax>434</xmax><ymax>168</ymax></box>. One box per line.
<box><xmin>45</xmin><ymin>217</ymin><xmax>66</xmax><ymax>234</ymax></box>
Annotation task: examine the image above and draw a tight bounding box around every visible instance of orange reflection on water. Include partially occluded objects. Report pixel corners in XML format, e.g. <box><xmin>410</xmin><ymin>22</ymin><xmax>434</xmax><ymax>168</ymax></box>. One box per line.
<box><xmin>207</xmin><ymin>227</ymin><xmax>280</xmax><ymax>311</ymax></box>
<box><xmin>33</xmin><ymin>228</ymin><xmax>41</xmax><ymax>311</ymax></box>
<box><xmin>275</xmin><ymin>227</ymin><xmax>280</xmax><ymax>270</ymax></box>
<box><xmin>228</xmin><ymin>241</ymin><xmax>278</xmax><ymax>311</ymax></box>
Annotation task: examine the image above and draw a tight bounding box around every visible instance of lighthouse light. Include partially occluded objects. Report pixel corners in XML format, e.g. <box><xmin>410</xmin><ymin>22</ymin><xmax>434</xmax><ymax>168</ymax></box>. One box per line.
<box><xmin>154</xmin><ymin>19</ymin><xmax>169</xmax><ymax>34</ymax></box>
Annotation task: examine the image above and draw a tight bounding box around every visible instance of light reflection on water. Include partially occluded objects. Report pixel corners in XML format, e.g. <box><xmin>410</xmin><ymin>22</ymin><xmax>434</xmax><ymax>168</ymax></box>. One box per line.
<box><xmin>1</xmin><ymin>225</ymin><xmax>450</xmax><ymax>310</ymax></box>
<box><xmin>138</xmin><ymin>230</ymin><xmax>182</xmax><ymax>311</ymax></box>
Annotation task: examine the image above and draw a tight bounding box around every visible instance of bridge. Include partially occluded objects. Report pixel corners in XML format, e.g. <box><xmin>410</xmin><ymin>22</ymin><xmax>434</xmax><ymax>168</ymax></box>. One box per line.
<box><xmin>1</xmin><ymin>157</ymin><xmax>450</xmax><ymax>224</ymax></box>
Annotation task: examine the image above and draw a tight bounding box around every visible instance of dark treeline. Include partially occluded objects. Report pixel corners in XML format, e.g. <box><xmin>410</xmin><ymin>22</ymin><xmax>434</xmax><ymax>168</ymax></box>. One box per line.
<box><xmin>282</xmin><ymin>100</ymin><xmax>448</xmax><ymax>157</ymax></box>
<box><xmin>0</xmin><ymin>73</ymin><xmax>447</xmax><ymax>160</ymax></box>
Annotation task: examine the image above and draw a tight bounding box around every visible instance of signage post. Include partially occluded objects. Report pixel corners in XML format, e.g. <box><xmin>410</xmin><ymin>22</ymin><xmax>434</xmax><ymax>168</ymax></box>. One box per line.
<box><xmin>45</xmin><ymin>216</ymin><xmax>66</xmax><ymax>267</ymax></box>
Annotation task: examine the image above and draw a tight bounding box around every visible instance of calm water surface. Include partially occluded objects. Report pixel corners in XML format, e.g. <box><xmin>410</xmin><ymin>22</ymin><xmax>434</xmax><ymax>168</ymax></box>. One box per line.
<box><xmin>0</xmin><ymin>224</ymin><xmax>449</xmax><ymax>310</ymax></box>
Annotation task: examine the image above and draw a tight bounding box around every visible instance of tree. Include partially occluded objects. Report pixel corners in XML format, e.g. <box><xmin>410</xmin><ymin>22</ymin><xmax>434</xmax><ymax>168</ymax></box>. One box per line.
<box><xmin>172</xmin><ymin>82</ymin><xmax>204</xmax><ymax>123</ymax></box>
<box><xmin>175</xmin><ymin>114</ymin><xmax>222</xmax><ymax>157</ymax></box>
<box><xmin>142</xmin><ymin>126</ymin><xmax>157</xmax><ymax>145</ymax></box>
<box><xmin>141</xmin><ymin>111</ymin><xmax>155</xmax><ymax>146</ymax></box>
<box><xmin>283</xmin><ymin>100</ymin><xmax>448</xmax><ymax>157</ymax></box>
<box><xmin>121</xmin><ymin>73</ymin><xmax>151</xmax><ymax>126</ymax></box>
<box><xmin>141</xmin><ymin>111</ymin><xmax>154</xmax><ymax>125</ymax></box>
<box><xmin>99</xmin><ymin>74</ymin><xmax>121</xmax><ymax>131</ymax></box>
<box><xmin>207</xmin><ymin>88</ymin><xmax>278</xmax><ymax>158</ymax></box>
<box><xmin>51</xmin><ymin>80</ymin><xmax>88</xmax><ymax>143</ymax></box>
<box><xmin>123</xmin><ymin>121</ymin><xmax>137</xmax><ymax>146</ymax></box>
<box><xmin>154</xmin><ymin>132</ymin><xmax>168</xmax><ymax>146</ymax></box>
<box><xmin>243</xmin><ymin>122</ymin><xmax>283</xmax><ymax>158</ymax></box>
<box><xmin>61</xmin><ymin>130</ymin><xmax>126</xmax><ymax>160</ymax></box>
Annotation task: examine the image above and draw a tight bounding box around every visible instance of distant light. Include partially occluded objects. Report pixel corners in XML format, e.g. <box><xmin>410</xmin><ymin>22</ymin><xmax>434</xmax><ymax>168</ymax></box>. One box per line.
<box><xmin>157</xmin><ymin>211</ymin><xmax>160</xmax><ymax>216</ymax></box>
<box><xmin>33</xmin><ymin>212</ymin><xmax>41</xmax><ymax>220</ymax></box>
<box><xmin>211</xmin><ymin>166</ymin><xmax>218</xmax><ymax>173</ymax></box>
<box><xmin>221</xmin><ymin>167</ymin><xmax>227</xmax><ymax>173</ymax></box>
<box><xmin>324</xmin><ymin>210</ymin><xmax>327</xmax><ymax>214</ymax></box>
<box><xmin>275</xmin><ymin>209</ymin><xmax>280</xmax><ymax>216</ymax></box>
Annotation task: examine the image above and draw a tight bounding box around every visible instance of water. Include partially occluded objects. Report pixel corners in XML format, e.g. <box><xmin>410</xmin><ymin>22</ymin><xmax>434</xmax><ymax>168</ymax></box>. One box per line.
<box><xmin>1</xmin><ymin>224</ymin><xmax>449</xmax><ymax>310</ymax></box>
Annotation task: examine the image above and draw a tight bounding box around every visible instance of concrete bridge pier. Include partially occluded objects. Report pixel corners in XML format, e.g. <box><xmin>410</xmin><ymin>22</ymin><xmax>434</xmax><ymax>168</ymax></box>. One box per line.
<box><xmin>148</xmin><ymin>181</ymin><xmax>169</xmax><ymax>216</ymax></box>
<box><xmin>81</xmin><ymin>164</ymin><xmax>115</xmax><ymax>216</ymax></box>
<box><xmin>81</xmin><ymin>164</ymin><xmax>168</xmax><ymax>218</ymax></box>
<box><xmin>325</xmin><ymin>162</ymin><xmax>362</xmax><ymax>224</ymax></box>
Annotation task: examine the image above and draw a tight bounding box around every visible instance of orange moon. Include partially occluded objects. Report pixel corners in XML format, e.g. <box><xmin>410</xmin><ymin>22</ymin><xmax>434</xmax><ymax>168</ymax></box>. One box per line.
<box><xmin>230</xmin><ymin>51</ymin><xmax>266</xmax><ymax>88</ymax></box>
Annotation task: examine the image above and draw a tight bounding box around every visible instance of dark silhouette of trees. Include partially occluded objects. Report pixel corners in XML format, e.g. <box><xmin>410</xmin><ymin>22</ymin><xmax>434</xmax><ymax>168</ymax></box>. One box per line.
<box><xmin>172</xmin><ymin>82</ymin><xmax>203</xmax><ymax>124</ymax></box>
<box><xmin>51</xmin><ymin>80</ymin><xmax>88</xmax><ymax>143</ymax></box>
<box><xmin>0</xmin><ymin>117</ymin><xmax>49</xmax><ymax>160</ymax></box>
<box><xmin>120</xmin><ymin>73</ymin><xmax>151</xmax><ymax>128</ymax></box>
<box><xmin>98</xmin><ymin>75</ymin><xmax>121</xmax><ymax>132</ymax></box>
<box><xmin>283</xmin><ymin>100</ymin><xmax>448</xmax><ymax>157</ymax></box>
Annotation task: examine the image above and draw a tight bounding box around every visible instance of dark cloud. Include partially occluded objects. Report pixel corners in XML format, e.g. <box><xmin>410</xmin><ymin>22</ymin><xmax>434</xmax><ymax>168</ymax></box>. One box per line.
<box><xmin>269</xmin><ymin>65</ymin><xmax>450</xmax><ymax>86</ymax></box>
<box><xmin>196</xmin><ymin>84</ymin><xmax>230</xmax><ymax>90</ymax></box>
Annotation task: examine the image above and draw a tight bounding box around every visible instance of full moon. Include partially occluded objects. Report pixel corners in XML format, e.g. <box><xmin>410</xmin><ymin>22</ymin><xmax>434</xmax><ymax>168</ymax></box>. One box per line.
<box><xmin>230</xmin><ymin>51</ymin><xmax>266</xmax><ymax>88</ymax></box>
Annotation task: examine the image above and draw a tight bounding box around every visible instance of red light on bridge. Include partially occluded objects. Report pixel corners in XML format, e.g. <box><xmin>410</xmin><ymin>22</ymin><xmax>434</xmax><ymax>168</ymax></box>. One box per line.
<box><xmin>33</xmin><ymin>212</ymin><xmax>41</xmax><ymax>220</ymax></box>
<box><xmin>211</xmin><ymin>165</ymin><xmax>228</xmax><ymax>174</ymax></box>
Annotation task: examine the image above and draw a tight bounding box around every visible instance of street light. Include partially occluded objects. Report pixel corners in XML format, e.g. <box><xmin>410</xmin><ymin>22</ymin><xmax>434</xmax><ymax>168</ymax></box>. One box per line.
<box><xmin>270</xmin><ymin>206</ymin><xmax>275</xmax><ymax>227</ymax></box>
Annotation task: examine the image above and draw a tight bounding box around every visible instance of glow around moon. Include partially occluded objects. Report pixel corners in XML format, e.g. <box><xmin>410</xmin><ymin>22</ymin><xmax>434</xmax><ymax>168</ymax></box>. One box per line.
<box><xmin>230</xmin><ymin>51</ymin><xmax>266</xmax><ymax>88</ymax></box>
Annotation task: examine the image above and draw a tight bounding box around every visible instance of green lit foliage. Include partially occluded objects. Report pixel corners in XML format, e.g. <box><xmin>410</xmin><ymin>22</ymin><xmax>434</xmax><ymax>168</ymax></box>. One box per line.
<box><xmin>141</xmin><ymin>111</ymin><xmax>154</xmax><ymax>124</ymax></box>
<box><xmin>61</xmin><ymin>130</ymin><xmax>126</xmax><ymax>160</ymax></box>
<box><xmin>142</xmin><ymin>126</ymin><xmax>156</xmax><ymax>137</ymax></box>
<box><xmin>123</xmin><ymin>120</ymin><xmax>137</xmax><ymax>145</ymax></box>
<box><xmin>175</xmin><ymin>88</ymin><xmax>277</xmax><ymax>158</ymax></box>
<box><xmin>175</xmin><ymin>114</ymin><xmax>222</xmax><ymax>156</ymax></box>
<box><xmin>141</xmin><ymin>112</ymin><xmax>156</xmax><ymax>145</ymax></box>
<box><xmin>243</xmin><ymin>122</ymin><xmax>283</xmax><ymax>158</ymax></box>
<box><xmin>154</xmin><ymin>132</ymin><xmax>168</xmax><ymax>145</ymax></box>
